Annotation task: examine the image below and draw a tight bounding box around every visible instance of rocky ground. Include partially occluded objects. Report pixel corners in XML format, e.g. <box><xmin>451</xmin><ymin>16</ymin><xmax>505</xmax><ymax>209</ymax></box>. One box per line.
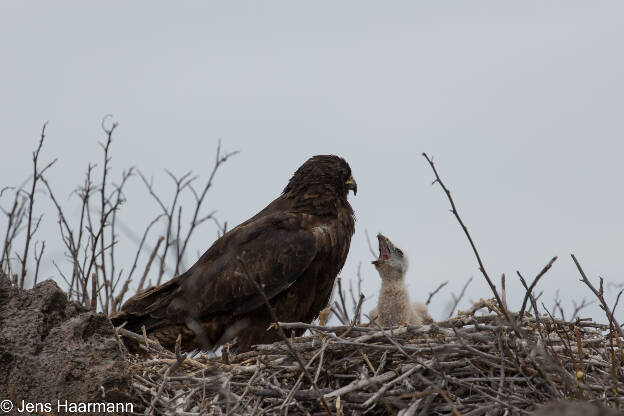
<box><xmin>0</xmin><ymin>274</ymin><xmax>135</xmax><ymax>416</ymax></box>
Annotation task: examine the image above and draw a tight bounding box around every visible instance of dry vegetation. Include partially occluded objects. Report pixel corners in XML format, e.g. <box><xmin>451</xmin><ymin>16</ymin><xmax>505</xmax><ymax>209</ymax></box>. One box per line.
<box><xmin>1</xmin><ymin>118</ymin><xmax>237</xmax><ymax>313</ymax></box>
<box><xmin>2</xmin><ymin>121</ymin><xmax>624</xmax><ymax>415</ymax></box>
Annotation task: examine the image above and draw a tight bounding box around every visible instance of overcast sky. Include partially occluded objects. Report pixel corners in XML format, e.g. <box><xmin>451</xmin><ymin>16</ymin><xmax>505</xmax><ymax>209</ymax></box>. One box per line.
<box><xmin>2</xmin><ymin>2</ymin><xmax>624</xmax><ymax>323</ymax></box>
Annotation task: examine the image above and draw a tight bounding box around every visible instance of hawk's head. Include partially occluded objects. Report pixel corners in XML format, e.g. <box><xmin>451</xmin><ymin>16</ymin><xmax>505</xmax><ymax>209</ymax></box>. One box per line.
<box><xmin>284</xmin><ymin>155</ymin><xmax>357</xmax><ymax>198</ymax></box>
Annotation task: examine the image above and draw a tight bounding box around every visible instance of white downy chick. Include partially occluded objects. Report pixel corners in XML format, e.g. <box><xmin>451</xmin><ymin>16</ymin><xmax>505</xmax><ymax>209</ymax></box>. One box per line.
<box><xmin>369</xmin><ymin>233</ymin><xmax>434</xmax><ymax>327</ymax></box>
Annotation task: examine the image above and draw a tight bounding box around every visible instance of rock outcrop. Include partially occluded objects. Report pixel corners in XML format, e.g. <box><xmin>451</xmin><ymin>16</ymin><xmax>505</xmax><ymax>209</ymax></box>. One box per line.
<box><xmin>0</xmin><ymin>274</ymin><xmax>134</xmax><ymax>415</ymax></box>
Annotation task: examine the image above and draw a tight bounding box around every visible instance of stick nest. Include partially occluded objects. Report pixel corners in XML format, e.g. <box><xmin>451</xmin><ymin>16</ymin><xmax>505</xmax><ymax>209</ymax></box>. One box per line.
<box><xmin>123</xmin><ymin>303</ymin><xmax>624</xmax><ymax>416</ymax></box>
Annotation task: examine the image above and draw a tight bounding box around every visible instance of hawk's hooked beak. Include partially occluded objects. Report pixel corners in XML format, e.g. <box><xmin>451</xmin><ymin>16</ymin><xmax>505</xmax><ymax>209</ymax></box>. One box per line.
<box><xmin>345</xmin><ymin>175</ymin><xmax>357</xmax><ymax>196</ymax></box>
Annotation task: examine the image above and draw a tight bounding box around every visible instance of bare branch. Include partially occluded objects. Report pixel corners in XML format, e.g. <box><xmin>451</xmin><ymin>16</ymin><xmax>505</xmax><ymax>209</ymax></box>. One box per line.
<box><xmin>426</xmin><ymin>281</ymin><xmax>449</xmax><ymax>306</ymax></box>
<box><xmin>423</xmin><ymin>153</ymin><xmax>519</xmax><ymax>334</ymax></box>
<box><xmin>518</xmin><ymin>256</ymin><xmax>558</xmax><ymax>320</ymax></box>
<box><xmin>571</xmin><ymin>254</ymin><xmax>624</xmax><ymax>339</ymax></box>
<box><xmin>32</xmin><ymin>240</ymin><xmax>45</xmax><ymax>286</ymax></box>
<box><xmin>138</xmin><ymin>236</ymin><xmax>165</xmax><ymax>293</ymax></box>
<box><xmin>20</xmin><ymin>122</ymin><xmax>56</xmax><ymax>288</ymax></box>
<box><xmin>447</xmin><ymin>277</ymin><xmax>473</xmax><ymax>319</ymax></box>
<box><xmin>364</xmin><ymin>229</ymin><xmax>377</xmax><ymax>258</ymax></box>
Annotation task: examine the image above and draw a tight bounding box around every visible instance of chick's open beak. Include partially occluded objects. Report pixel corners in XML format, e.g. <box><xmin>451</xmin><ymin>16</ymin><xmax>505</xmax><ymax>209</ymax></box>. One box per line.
<box><xmin>345</xmin><ymin>175</ymin><xmax>357</xmax><ymax>195</ymax></box>
<box><xmin>372</xmin><ymin>233</ymin><xmax>390</xmax><ymax>267</ymax></box>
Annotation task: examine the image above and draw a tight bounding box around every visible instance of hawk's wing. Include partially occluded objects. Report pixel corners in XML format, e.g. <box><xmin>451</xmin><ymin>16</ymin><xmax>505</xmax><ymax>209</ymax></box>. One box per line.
<box><xmin>121</xmin><ymin>211</ymin><xmax>323</xmax><ymax>326</ymax></box>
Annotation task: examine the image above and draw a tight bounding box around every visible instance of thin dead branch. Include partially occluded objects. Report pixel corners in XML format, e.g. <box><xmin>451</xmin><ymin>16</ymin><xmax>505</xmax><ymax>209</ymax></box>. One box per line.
<box><xmin>422</xmin><ymin>153</ymin><xmax>514</xmax><ymax>329</ymax></box>
<box><xmin>426</xmin><ymin>281</ymin><xmax>448</xmax><ymax>306</ymax></box>
<box><xmin>572</xmin><ymin>254</ymin><xmax>624</xmax><ymax>339</ymax></box>
<box><xmin>518</xmin><ymin>256</ymin><xmax>558</xmax><ymax>319</ymax></box>
<box><xmin>20</xmin><ymin>122</ymin><xmax>57</xmax><ymax>288</ymax></box>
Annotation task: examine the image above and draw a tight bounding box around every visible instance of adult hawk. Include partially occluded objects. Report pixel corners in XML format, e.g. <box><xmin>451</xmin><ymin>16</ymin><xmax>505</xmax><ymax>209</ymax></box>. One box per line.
<box><xmin>112</xmin><ymin>155</ymin><xmax>356</xmax><ymax>352</ymax></box>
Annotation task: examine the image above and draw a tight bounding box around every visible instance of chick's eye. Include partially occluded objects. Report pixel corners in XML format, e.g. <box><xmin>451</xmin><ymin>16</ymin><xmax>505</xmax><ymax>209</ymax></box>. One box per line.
<box><xmin>397</xmin><ymin>250</ymin><xmax>403</xmax><ymax>257</ymax></box>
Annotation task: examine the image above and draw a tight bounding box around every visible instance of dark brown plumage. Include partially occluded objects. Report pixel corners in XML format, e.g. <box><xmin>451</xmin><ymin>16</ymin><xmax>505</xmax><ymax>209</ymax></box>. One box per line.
<box><xmin>111</xmin><ymin>155</ymin><xmax>356</xmax><ymax>352</ymax></box>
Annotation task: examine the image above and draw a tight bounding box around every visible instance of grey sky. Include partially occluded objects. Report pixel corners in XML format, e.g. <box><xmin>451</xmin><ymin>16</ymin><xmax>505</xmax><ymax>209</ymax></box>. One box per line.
<box><xmin>2</xmin><ymin>2</ymin><xmax>623</xmax><ymax>322</ymax></box>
